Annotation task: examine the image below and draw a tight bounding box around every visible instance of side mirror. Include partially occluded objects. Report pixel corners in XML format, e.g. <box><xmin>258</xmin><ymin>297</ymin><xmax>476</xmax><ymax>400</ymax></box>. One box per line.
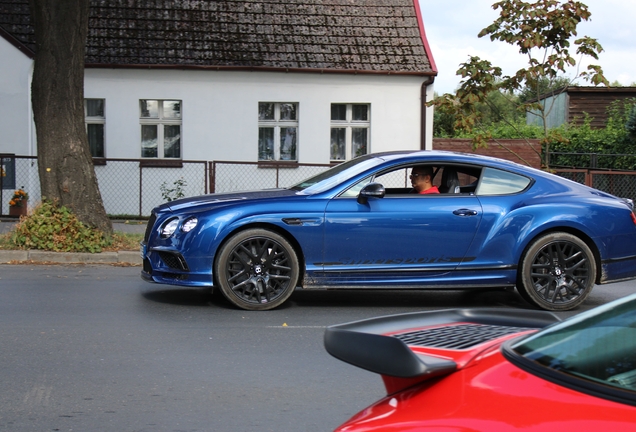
<box><xmin>357</xmin><ymin>182</ymin><xmax>385</xmax><ymax>205</ymax></box>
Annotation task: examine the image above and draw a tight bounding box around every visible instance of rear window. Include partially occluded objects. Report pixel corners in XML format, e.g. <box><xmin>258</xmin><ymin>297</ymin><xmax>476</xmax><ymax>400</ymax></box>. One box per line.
<box><xmin>476</xmin><ymin>168</ymin><xmax>531</xmax><ymax>195</ymax></box>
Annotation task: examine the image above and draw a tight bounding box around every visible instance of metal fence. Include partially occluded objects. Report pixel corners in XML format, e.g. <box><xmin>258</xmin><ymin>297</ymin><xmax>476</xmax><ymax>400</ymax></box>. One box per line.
<box><xmin>2</xmin><ymin>155</ymin><xmax>635</xmax><ymax>218</ymax></box>
<box><xmin>210</xmin><ymin>160</ymin><xmax>332</xmax><ymax>193</ymax></box>
<box><xmin>548</xmin><ymin>152</ymin><xmax>636</xmax><ymax>171</ymax></box>
<box><xmin>555</xmin><ymin>169</ymin><xmax>636</xmax><ymax>203</ymax></box>
<box><xmin>1</xmin><ymin>156</ymin><xmax>332</xmax><ymax>218</ymax></box>
<box><xmin>1</xmin><ymin>156</ymin><xmax>207</xmax><ymax>218</ymax></box>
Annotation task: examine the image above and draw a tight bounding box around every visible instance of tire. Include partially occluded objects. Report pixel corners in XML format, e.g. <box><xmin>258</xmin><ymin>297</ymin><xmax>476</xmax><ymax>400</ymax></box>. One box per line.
<box><xmin>214</xmin><ymin>229</ymin><xmax>300</xmax><ymax>311</ymax></box>
<box><xmin>517</xmin><ymin>232</ymin><xmax>596</xmax><ymax>311</ymax></box>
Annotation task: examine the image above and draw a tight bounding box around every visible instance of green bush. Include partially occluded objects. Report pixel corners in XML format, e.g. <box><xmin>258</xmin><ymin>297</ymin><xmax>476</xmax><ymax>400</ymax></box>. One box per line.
<box><xmin>548</xmin><ymin>99</ymin><xmax>636</xmax><ymax>169</ymax></box>
<box><xmin>625</xmin><ymin>104</ymin><xmax>636</xmax><ymax>139</ymax></box>
<box><xmin>452</xmin><ymin>120</ymin><xmax>546</xmax><ymax>139</ymax></box>
<box><xmin>10</xmin><ymin>201</ymin><xmax>112</xmax><ymax>253</ymax></box>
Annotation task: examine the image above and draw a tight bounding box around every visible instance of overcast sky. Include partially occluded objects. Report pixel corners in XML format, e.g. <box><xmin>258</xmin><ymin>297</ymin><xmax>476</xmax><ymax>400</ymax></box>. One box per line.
<box><xmin>420</xmin><ymin>0</ymin><xmax>636</xmax><ymax>94</ymax></box>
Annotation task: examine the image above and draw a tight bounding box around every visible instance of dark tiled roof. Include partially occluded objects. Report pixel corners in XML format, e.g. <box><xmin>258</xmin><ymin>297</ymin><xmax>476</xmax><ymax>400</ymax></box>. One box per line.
<box><xmin>0</xmin><ymin>0</ymin><xmax>435</xmax><ymax>75</ymax></box>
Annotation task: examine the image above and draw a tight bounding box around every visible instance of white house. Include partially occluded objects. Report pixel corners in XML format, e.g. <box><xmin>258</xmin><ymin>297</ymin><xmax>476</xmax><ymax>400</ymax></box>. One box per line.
<box><xmin>0</xmin><ymin>0</ymin><xmax>437</xmax><ymax>215</ymax></box>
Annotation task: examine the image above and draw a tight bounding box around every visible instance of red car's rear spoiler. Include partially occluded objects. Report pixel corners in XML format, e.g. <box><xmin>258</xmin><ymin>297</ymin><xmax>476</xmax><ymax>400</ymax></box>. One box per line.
<box><xmin>324</xmin><ymin>308</ymin><xmax>561</xmax><ymax>394</ymax></box>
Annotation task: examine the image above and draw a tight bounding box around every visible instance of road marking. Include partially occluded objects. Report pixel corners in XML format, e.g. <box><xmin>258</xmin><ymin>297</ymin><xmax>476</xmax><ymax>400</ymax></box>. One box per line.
<box><xmin>23</xmin><ymin>385</ymin><xmax>52</xmax><ymax>407</ymax></box>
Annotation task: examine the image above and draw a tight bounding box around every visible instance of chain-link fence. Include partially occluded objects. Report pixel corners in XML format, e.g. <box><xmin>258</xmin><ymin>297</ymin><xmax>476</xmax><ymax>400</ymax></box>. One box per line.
<box><xmin>590</xmin><ymin>171</ymin><xmax>636</xmax><ymax>202</ymax></box>
<box><xmin>1</xmin><ymin>155</ymin><xmax>40</xmax><ymax>217</ymax></box>
<box><xmin>548</xmin><ymin>152</ymin><xmax>636</xmax><ymax>171</ymax></box>
<box><xmin>555</xmin><ymin>169</ymin><xmax>636</xmax><ymax>203</ymax></box>
<box><xmin>1</xmin><ymin>155</ymin><xmax>207</xmax><ymax>218</ymax></box>
<box><xmin>210</xmin><ymin>161</ymin><xmax>332</xmax><ymax>193</ymax></box>
<box><xmin>553</xmin><ymin>169</ymin><xmax>588</xmax><ymax>186</ymax></box>
<box><xmin>97</xmin><ymin>159</ymin><xmax>208</xmax><ymax>216</ymax></box>
<box><xmin>3</xmin><ymin>154</ymin><xmax>635</xmax><ymax>218</ymax></box>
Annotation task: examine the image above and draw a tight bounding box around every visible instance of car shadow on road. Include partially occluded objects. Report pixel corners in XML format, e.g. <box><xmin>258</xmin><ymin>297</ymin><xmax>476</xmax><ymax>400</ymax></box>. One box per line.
<box><xmin>289</xmin><ymin>287</ymin><xmax>532</xmax><ymax>309</ymax></box>
<box><xmin>140</xmin><ymin>285</ymin><xmax>534</xmax><ymax>311</ymax></box>
<box><xmin>140</xmin><ymin>287</ymin><xmax>229</xmax><ymax>307</ymax></box>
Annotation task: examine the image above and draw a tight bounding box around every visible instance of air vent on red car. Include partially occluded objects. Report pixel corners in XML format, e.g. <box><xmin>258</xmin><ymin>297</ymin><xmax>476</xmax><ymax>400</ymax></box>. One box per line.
<box><xmin>393</xmin><ymin>324</ymin><xmax>535</xmax><ymax>350</ymax></box>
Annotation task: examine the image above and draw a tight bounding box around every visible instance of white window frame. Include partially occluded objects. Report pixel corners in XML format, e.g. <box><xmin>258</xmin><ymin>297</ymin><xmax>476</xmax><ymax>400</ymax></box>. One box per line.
<box><xmin>330</xmin><ymin>103</ymin><xmax>370</xmax><ymax>161</ymax></box>
<box><xmin>258</xmin><ymin>102</ymin><xmax>299</xmax><ymax>161</ymax></box>
<box><xmin>85</xmin><ymin>98</ymin><xmax>105</xmax><ymax>158</ymax></box>
<box><xmin>140</xmin><ymin>99</ymin><xmax>182</xmax><ymax>159</ymax></box>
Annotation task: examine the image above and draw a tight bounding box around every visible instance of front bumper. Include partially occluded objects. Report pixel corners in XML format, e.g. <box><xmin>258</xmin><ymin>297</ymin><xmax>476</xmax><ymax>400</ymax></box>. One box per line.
<box><xmin>140</xmin><ymin>241</ymin><xmax>214</xmax><ymax>287</ymax></box>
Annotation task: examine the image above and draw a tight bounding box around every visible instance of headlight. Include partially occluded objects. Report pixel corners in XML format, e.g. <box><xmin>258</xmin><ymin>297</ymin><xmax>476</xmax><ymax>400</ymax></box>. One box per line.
<box><xmin>181</xmin><ymin>217</ymin><xmax>198</xmax><ymax>233</ymax></box>
<box><xmin>161</xmin><ymin>218</ymin><xmax>179</xmax><ymax>238</ymax></box>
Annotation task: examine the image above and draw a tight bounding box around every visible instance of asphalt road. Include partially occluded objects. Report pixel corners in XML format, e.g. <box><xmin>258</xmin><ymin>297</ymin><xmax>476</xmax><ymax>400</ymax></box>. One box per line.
<box><xmin>1</xmin><ymin>264</ymin><xmax>635</xmax><ymax>432</ymax></box>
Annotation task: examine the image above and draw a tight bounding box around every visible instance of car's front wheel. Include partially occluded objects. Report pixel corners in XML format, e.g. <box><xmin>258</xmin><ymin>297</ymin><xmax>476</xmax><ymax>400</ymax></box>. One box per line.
<box><xmin>214</xmin><ymin>229</ymin><xmax>299</xmax><ymax>311</ymax></box>
<box><xmin>517</xmin><ymin>232</ymin><xmax>596</xmax><ymax>311</ymax></box>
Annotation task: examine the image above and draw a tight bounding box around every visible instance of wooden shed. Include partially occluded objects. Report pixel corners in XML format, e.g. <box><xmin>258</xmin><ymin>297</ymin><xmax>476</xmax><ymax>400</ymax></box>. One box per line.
<box><xmin>527</xmin><ymin>86</ymin><xmax>636</xmax><ymax>129</ymax></box>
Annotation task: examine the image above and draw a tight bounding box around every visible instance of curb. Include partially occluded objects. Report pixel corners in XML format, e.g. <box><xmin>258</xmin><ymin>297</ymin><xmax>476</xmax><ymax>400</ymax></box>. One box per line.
<box><xmin>0</xmin><ymin>250</ymin><xmax>141</xmax><ymax>265</ymax></box>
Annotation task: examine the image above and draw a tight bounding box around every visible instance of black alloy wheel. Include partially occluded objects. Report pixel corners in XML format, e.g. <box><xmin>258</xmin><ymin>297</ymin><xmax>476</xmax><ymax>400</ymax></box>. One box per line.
<box><xmin>518</xmin><ymin>232</ymin><xmax>596</xmax><ymax>311</ymax></box>
<box><xmin>214</xmin><ymin>229</ymin><xmax>299</xmax><ymax>311</ymax></box>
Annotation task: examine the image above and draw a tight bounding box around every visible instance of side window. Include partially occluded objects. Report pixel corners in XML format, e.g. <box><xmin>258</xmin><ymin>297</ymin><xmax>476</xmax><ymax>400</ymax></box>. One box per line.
<box><xmin>339</xmin><ymin>164</ymin><xmax>488</xmax><ymax>198</ymax></box>
<box><xmin>140</xmin><ymin>100</ymin><xmax>182</xmax><ymax>159</ymax></box>
<box><xmin>339</xmin><ymin>167</ymin><xmax>412</xmax><ymax>198</ymax></box>
<box><xmin>330</xmin><ymin>104</ymin><xmax>370</xmax><ymax>161</ymax></box>
<box><xmin>85</xmin><ymin>99</ymin><xmax>105</xmax><ymax>158</ymax></box>
<box><xmin>375</xmin><ymin>168</ymin><xmax>411</xmax><ymax>188</ymax></box>
<box><xmin>476</xmin><ymin>167</ymin><xmax>531</xmax><ymax>195</ymax></box>
<box><xmin>258</xmin><ymin>102</ymin><xmax>298</xmax><ymax>161</ymax></box>
<box><xmin>340</xmin><ymin>175</ymin><xmax>373</xmax><ymax>198</ymax></box>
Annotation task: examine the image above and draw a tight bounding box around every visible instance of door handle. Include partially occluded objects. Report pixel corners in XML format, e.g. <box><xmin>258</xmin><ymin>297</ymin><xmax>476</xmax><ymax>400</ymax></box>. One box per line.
<box><xmin>453</xmin><ymin>208</ymin><xmax>478</xmax><ymax>217</ymax></box>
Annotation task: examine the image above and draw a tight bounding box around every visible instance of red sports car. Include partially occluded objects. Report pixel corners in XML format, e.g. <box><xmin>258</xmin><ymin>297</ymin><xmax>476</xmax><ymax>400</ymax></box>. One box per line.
<box><xmin>325</xmin><ymin>294</ymin><xmax>636</xmax><ymax>431</ymax></box>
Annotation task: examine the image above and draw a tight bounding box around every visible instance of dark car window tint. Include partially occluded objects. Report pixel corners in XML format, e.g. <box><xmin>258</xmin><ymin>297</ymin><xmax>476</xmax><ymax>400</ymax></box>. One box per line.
<box><xmin>477</xmin><ymin>167</ymin><xmax>531</xmax><ymax>195</ymax></box>
<box><xmin>511</xmin><ymin>296</ymin><xmax>636</xmax><ymax>392</ymax></box>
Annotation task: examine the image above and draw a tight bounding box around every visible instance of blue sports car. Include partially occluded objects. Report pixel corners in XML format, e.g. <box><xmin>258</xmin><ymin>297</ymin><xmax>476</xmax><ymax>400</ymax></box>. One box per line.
<box><xmin>141</xmin><ymin>151</ymin><xmax>636</xmax><ymax>311</ymax></box>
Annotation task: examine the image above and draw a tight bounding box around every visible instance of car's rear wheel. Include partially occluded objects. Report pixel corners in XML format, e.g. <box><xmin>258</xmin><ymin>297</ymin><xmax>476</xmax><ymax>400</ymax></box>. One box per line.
<box><xmin>214</xmin><ymin>229</ymin><xmax>299</xmax><ymax>311</ymax></box>
<box><xmin>518</xmin><ymin>232</ymin><xmax>596</xmax><ymax>311</ymax></box>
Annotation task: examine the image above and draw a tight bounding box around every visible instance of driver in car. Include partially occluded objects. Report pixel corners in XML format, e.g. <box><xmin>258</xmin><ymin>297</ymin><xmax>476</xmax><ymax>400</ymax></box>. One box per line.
<box><xmin>410</xmin><ymin>166</ymin><xmax>440</xmax><ymax>194</ymax></box>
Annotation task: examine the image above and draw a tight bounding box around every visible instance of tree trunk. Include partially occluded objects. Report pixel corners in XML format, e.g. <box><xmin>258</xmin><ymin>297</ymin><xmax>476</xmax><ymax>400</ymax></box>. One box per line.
<box><xmin>29</xmin><ymin>0</ymin><xmax>112</xmax><ymax>235</ymax></box>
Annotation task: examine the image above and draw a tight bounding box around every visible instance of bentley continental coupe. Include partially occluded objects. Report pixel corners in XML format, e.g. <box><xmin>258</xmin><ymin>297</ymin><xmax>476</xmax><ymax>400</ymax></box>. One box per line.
<box><xmin>141</xmin><ymin>151</ymin><xmax>636</xmax><ymax>311</ymax></box>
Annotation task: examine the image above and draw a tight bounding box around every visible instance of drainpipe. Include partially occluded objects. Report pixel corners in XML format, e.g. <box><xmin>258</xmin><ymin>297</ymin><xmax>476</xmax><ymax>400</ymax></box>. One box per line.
<box><xmin>421</xmin><ymin>77</ymin><xmax>435</xmax><ymax>150</ymax></box>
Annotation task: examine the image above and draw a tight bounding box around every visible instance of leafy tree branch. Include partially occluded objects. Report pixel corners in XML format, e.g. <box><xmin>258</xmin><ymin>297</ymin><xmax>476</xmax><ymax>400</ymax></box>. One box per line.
<box><xmin>429</xmin><ymin>0</ymin><xmax>609</xmax><ymax>169</ymax></box>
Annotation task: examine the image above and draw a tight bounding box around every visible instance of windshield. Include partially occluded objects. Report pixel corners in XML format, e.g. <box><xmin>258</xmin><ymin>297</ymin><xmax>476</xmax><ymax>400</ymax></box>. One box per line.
<box><xmin>511</xmin><ymin>293</ymin><xmax>636</xmax><ymax>392</ymax></box>
<box><xmin>290</xmin><ymin>154</ymin><xmax>382</xmax><ymax>194</ymax></box>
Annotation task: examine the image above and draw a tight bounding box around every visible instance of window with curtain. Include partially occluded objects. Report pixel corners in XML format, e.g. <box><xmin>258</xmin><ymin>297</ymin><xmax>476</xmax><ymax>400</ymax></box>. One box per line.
<box><xmin>330</xmin><ymin>103</ymin><xmax>370</xmax><ymax>161</ymax></box>
<box><xmin>140</xmin><ymin>100</ymin><xmax>182</xmax><ymax>159</ymax></box>
<box><xmin>258</xmin><ymin>102</ymin><xmax>299</xmax><ymax>161</ymax></box>
<box><xmin>85</xmin><ymin>99</ymin><xmax>105</xmax><ymax>158</ymax></box>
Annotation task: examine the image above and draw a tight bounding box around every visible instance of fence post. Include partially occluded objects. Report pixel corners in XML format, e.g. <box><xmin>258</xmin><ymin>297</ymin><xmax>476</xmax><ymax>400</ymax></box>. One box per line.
<box><xmin>204</xmin><ymin>161</ymin><xmax>208</xmax><ymax>194</ymax></box>
<box><xmin>275</xmin><ymin>165</ymin><xmax>280</xmax><ymax>188</ymax></box>
<box><xmin>210</xmin><ymin>161</ymin><xmax>215</xmax><ymax>193</ymax></box>
<box><xmin>0</xmin><ymin>159</ymin><xmax>3</xmax><ymax>215</ymax></box>
<box><xmin>139</xmin><ymin>163</ymin><xmax>143</xmax><ymax>217</ymax></box>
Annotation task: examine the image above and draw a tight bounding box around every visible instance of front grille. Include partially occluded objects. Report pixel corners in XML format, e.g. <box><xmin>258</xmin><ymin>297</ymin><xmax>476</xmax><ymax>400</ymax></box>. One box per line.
<box><xmin>144</xmin><ymin>213</ymin><xmax>157</xmax><ymax>241</ymax></box>
<box><xmin>393</xmin><ymin>324</ymin><xmax>535</xmax><ymax>350</ymax></box>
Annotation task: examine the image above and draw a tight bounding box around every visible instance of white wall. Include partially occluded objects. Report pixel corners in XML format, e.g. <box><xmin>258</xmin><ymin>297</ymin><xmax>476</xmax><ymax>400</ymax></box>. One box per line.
<box><xmin>424</xmin><ymin>81</ymin><xmax>435</xmax><ymax>150</ymax></box>
<box><xmin>0</xmin><ymin>51</ymin><xmax>434</xmax><ymax>215</ymax></box>
<box><xmin>0</xmin><ymin>37</ymin><xmax>33</xmax><ymax>156</ymax></box>
<box><xmin>84</xmin><ymin>68</ymin><xmax>427</xmax><ymax>163</ymax></box>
